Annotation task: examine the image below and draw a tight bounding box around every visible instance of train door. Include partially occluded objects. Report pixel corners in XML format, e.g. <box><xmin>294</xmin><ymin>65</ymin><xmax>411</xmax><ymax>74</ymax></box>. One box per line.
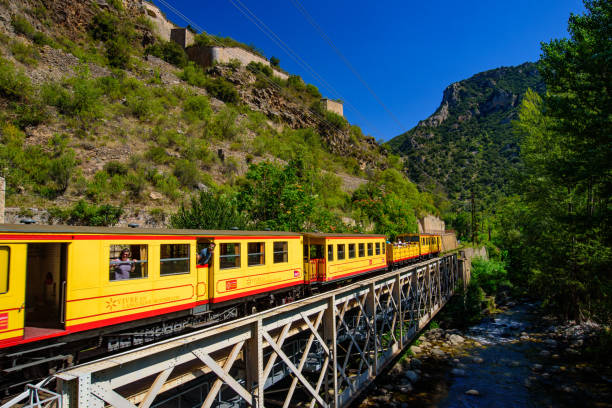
<box><xmin>195</xmin><ymin>239</ymin><xmax>212</xmax><ymax>311</ymax></box>
<box><xmin>0</xmin><ymin>244</ymin><xmax>26</xmax><ymax>344</ymax></box>
<box><xmin>24</xmin><ymin>243</ymin><xmax>68</xmax><ymax>338</ymax></box>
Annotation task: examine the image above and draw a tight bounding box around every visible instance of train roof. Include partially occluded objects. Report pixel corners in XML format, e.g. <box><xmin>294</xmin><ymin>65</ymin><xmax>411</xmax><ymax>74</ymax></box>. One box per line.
<box><xmin>0</xmin><ymin>224</ymin><xmax>302</xmax><ymax>237</ymax></box>
<box><xmin>397</xmin><ymin>232</ymin><xmax>442</xmax><ymax>236</ymax></box>
<box><xmin>302</xmin><ymin>232</ymin><xmax>386</xmax><ymax>239</ymax></box>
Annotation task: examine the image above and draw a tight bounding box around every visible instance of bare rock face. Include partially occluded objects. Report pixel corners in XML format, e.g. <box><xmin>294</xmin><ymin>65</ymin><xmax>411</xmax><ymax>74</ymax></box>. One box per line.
<box><xmin>208</xmin><ymin>64</ymin><xmax>387</xmax><ymax>170</ymax></box>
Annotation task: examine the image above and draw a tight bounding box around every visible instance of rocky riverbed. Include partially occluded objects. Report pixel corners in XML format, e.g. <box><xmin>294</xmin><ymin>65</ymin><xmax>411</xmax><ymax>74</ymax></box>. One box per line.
<box><xmin>354</xmin><ymin>302</ymin><xmax>611</xmax><ymax>407</ymax></box>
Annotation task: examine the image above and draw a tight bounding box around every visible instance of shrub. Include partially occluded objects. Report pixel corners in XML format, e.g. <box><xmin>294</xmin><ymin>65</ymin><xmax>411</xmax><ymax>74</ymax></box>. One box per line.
<box><xmin>10</xmin><ymin>40</ymin><xmax>39</xmax><ymax>66</ymax></box>
<box><xmin>207</xmin><ymin>105</ymin><xmax>240</xmax><ymax>140</ymax></box>
<box><xmin>89</xmin><ymin>12</ymin><xmax>119</xmax><ymax>42</ymax></box>
<box><xmin>32</xmin><ymin>31</ymin><xmax>54</xmax><ymax>47</ymax></box>
<box><xmin>287</xmin><ymin>75</ymin><xmax>306</xmax><ymax>92</ymax></box>
<box><xmin>246</xmin><ymin>61</ymin><xmax>272</xmax><ymax>77</ymax></box>
<box><xmin>183</xmin><ymin>95</ymin><xmax>212</xmax><ymax>122</ymax></box>
<box><xmin>146</xmin><ymin>146</ymin><xmax>170</xmax><ymax>164</ymax></box>
<box><xmin>205</xmin><ymin>77</ymin><xmax>239</xmax><ymax>104</ymax></box>
<box><xmin>125</xmin><ymin>87</ymin><xmax>163</xmax><ymax>120</ymax></box>
<box><xmin>125</xmin><ymin>171</ymin><xmax>145</xmax><ymax>198</ymax></box>
<box><xmin>173</xmin><ymin>159</ymin><xmax>200</xmax><ymax>187</ymax></box>
<box><xmin>104</xmin><ymin>161</ymin><xmax>128</xmax><ymax>176</ymax></box>
<box><xmin>180</xmin><ymin>63</ymin><xmax>208</xmax><ymax>87</ymax></box>
<box><xmin>227</xmin><ymin>59</ymin><xmax>241</xmax><ymax>70</ymax></box>
<box><xmin>145</xmin><ymin>41</ymin><xmax>188</xmax><ymax>67</ymax></box>
<box><xmin>11</xmin><ymin>15</ymin><xmax>35</xmax><ymax>38</ymax></box>
<box><xmin>105</xmin><ymin>37</ymin><xmax>130</xmax><ymax>68</ymax></box>
<box><xmin>42</xmin><ymin>69</ymin><xmax>103</xmax><ymax>119</ymax></box>
<box><xmin>0</xmin><ymin>58</ymin><xmax>31</xmax><ymax>100</ymax></box>
<box><xmin>153</xmin><ymin>172</ymin><xmax>181</xmax><ymax>200</ymax></box>
<box><xmin>305</xmin><ymin>83</ymin><xmax>321</xmax><ymax>98</ymax></box>
<box><xmin>324</xmin><ymin>110</ymin><xmax>348</xmax><ymax>130</ymax></box>
<box><xmin>270</xmin><ymin>56</ymin><xmax>279</xmax><ymax>67</ymax></box>
<box><xmin>13</xmin><ymin>99</ymin><xmax>48</xmax><ymax>129</ymax></box>
<box><xmin>48</xmin><ymin>200</ymin><xmax>123</xmax><ymax>226</ymax></box>
<box><xmin>471</xmin><ymin>257</ymin><xmax>511</xmax><ymax>295</ymax></box>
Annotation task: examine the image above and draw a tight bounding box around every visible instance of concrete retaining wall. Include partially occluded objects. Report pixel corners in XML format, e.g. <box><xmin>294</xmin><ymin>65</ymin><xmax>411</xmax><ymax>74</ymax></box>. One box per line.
<box><xmin>459</xmin><ymin>246</ymin><xmax>488</xmax><ymax>284</ymax></box>
<box><xmin>418</xmin><ymin>215</ymin><xmax>445</xmax><ymax>234</ymax></box>
<box><xmin>440</xmin><ymin>232</ymin><xmax>458</xmax><ymax>252</ymax></box>
<box><xmin>143</xmin><ymin>1</ymin><xmax>176</xmax><ymax>41</ymax></box>
<box><xmin>185</xmin><ymin>45</ymin><xmax>288</xmax><ymax>80</ymax></box>
<box><xmin>321</xmin><ymin>98</ymin><xmax>344</xmax><ymax>117</ymax></box>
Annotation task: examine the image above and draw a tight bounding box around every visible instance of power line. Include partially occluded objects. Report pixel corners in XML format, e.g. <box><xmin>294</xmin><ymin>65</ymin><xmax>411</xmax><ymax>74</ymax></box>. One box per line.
<box><xmin>154</xmin><ymin>0</ymin><xmax>350</xmax><ymax>136</ymax></box>
<box><xmin>154</xmin><ymin>0</ymin><xmax>442</xmax><ymax>194</ymax></box>
<box><xmin>225</xmin><ymin>0</ymin><xmax>384</xmax><ymax>136</ymax></box>
<box><xmin>288</xmin><ymin>0</ymin><xmax>405</xmax><ymax>131</ymax></box>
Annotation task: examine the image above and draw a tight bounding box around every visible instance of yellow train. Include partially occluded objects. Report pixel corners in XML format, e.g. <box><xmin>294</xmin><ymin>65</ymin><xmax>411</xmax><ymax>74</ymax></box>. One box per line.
<box><xmin>0</xmin><ymin>224</ymin><xmax>437</xmax><ymax>390</ymax></box>
<box><xmin>386</xmin><ymin>233</ymin><xmax>441</xmax><ymax>268</ymax></box>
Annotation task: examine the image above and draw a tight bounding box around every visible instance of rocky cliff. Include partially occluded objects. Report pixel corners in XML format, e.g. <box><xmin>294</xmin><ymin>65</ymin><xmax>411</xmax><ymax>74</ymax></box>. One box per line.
<box><xmin>389</xmin><ymin>62</ymin><xmax>544</xmax><ymax>203</ymax></box>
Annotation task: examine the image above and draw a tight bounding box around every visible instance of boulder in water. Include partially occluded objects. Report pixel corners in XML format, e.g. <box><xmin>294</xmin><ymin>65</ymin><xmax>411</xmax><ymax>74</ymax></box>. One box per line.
<box><xmin>465</xmin><ymin>389</ymin><xmax>480</xmax><ymax>396</ymax></box>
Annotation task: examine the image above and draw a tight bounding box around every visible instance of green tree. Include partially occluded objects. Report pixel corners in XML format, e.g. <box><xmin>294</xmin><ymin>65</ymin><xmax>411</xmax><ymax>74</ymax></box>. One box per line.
<box><xmin>170</xmin><ymin>190</ymin><xmax>248</xmax><ymax>230</ymax></box>
<box><xmin>510</xmin><ymin>0</ymin><xmax>612</xmax><ymax>321</ymax></box>
<box><xmin>237</xmin><ymin>161</ymin><xmax>314</xmax><ymax>231</ymax></box>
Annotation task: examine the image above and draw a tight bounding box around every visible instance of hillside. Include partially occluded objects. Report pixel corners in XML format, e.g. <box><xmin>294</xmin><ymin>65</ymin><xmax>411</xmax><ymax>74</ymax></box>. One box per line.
<box><xmin>0</xmin><ymin>0</ymin><xmax>436</xmax><ymax>233</ymax></box>
<box><xmin>389</xmin><ymin>63</ymin><xmax>544</xmax><ymax>205</ymax></box>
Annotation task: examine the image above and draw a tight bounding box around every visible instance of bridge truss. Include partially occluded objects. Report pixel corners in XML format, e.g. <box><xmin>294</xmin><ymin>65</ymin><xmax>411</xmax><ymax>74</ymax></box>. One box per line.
<box><xmin>9</xmin><ymin>254</ymin><xmax>462</xmax><ymax>408</ymax></box>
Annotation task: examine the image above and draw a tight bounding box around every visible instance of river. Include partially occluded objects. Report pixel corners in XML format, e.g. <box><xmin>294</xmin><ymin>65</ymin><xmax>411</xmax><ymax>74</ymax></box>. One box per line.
<box><xmin>355</xmin><ymin>302</ymin><xmax>611</xmax><ymax>408</ymax></box>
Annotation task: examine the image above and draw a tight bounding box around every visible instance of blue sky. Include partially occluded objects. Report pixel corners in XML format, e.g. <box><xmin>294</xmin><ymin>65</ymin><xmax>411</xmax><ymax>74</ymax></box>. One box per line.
<box><xmin>152</xmin><ymin>0</ymin><xmax>584</xmax><ymax>141</ymax></box>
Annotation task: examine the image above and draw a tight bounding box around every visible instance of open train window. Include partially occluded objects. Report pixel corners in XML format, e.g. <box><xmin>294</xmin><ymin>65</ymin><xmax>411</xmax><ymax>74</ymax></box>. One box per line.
<box><xmin>274</xmin><ymin>242</ymin><xmax>288</xmax><ymax>263</ymax></box>
<box><xmin>358</xmin><ymin>243</ymin><xmax>365</xmax><ymax>257</ymax></box>
<box><xmin>348</xmin><ymin>244</ymin><xmax>355</xmax><ymax>259</ymax></box>
<box><xmin>375</xmin><ymin>243</ymin><xmax>380</xmax><ymax>255</ymax></box>
<box><xmin>220</xmin><ymin>243</ymin><xmax>241</xmax><ymax>269</ymax></box>
<box><xmin>160</xmin><ymin>244</ymin><xmax>190</xmax><ymax>276</ymax></box>
<box><xmin>110</xmin><ymin>245</ymin><xmax>148</xmax><ymax>281</ymax></box>
<box><xmin>368</xmin><ymin>243</ymin><xmax>373</xmax><ymax>256</ymax></box>
<box><xmin>248</xmin><ymin>242</ymin><xmax>265</xmax><ymax>266</ymax></box>
<box><xmin>337</xmin><ymin>244</ymin><xmax>345</xmax><ymax>260</ymax></box>
<box><xmin>0</xmin><ymin>246</ymin><xmax>8</xmax><ymax>294</ymax></box>
<box><xmin>382</xmin><ymin>243</ymin><xmax>385</xmax><ymax>254</ymax></box>
<box><xmin>327</xmin><ymin>244</ymin><xmax>334</xmax><ymax>261</ymax></box>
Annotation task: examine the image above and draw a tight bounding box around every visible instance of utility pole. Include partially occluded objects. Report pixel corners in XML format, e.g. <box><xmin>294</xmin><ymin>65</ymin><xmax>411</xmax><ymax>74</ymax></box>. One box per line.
<box><xmin>471</xmin><ymin>191</ymin><xmax>475</xmax><ymax>244</ymax></box>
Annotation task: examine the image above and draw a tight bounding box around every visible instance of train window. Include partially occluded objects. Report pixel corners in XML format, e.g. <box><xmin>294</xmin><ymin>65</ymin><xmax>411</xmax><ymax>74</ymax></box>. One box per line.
<box><xmin>368</xmin><ymin>243</ymin><xmax>373</xmax><ymax>256</ymax></box>
<box><xmin>382</xmin><ymin>243</ymin><xmax>385</xmax><ymax>254</ymax></box>
<box><xmin>220</xmin><ymin>243</ymin><xmax>241</xmax><ymax>269</ymax></box>
<box><xmin>375</xmin><ymin>243</ymin><xmax>380</xmax><ymax>255</ymax></box>
<box><xmin>0</xmin><ymin>247</ymin><xmax>8</xmax><ymax>294</ymax></box>
<box><xmin>109</xmin><ymin>245</ymin><xmax>148</xmax><ymax>281</ymax></box>
<box><xmin>274</xmin><ymin>242</ymin><xmax>288</xmax><ymax>263</ymax></box>
<box><xmin>160</xmin><ymin>244</ymin><xmax>190</xmax><ymax>276</ymax></box>
<box><xmin>248</xmin><ymin>242</ymin><xmax>265</xmax><ymax>266</ymax></box>
<box><xmin>358</xmin><ymin>243</ymin><xmax>365</xmax><ymax>257</ymax></box>
<box><xmin>327</xmin><ymin>244</ymin><xmax>334</xmax><ymax>261</ymax></box>
<box><xmin>337</xmin><ymin>244</ymin><xmax>345</xmax><ymax>260</ymax></box>
<box><xmin>348</xmin><ymin>244</ymin><xmax>355</xmax><ymax>259</ymax></box>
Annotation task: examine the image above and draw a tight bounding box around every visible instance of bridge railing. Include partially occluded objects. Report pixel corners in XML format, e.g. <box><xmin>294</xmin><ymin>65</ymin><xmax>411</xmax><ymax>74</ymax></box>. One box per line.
<box><xmin>44</xmin><ymin>253</ymin><xmax>461</xmax><ymax>408</ymax></box>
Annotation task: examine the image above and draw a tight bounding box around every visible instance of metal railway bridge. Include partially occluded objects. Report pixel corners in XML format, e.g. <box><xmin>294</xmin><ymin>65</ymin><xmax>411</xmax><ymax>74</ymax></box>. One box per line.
<box><xmin>4</xmin><ymin>253</ymin><xmax>463</xmax><ymax>408</ymax></box>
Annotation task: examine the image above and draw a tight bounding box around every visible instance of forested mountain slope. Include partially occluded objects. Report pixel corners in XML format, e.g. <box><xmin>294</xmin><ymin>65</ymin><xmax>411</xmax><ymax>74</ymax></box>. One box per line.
<box><xmin>389</xmin><ymin>63</ymin><xmax>544</xmax><ymax>205</ymax></box>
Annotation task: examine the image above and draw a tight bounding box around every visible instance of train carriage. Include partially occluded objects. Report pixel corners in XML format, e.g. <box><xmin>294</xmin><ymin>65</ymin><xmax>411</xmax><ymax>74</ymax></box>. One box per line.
<box><xmin>302</xmin><ymin>233</ymin><xmax>387</xmax><ymax>283</ymax></box>
<box><xmin>0</xmin><ymin>225</ymin><xmax>304</xmax><ymax>352</ymax></box>
<box><xmin>206</xmin><ymin>231</ymin><xmax>303</xmax><ymax>307</ymax></box>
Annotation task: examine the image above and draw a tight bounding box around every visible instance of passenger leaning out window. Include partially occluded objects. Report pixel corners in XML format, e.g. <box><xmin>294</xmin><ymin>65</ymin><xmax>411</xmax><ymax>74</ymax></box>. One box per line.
<box><xmin>111</xmin><ymin>248</ymin><xmax>136</xmax><ymax>280</ymax></box>
<box><xmin>197</xmin><ymin>242</ymin><xmax>216</xmax><ymax>266</ymax></box>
